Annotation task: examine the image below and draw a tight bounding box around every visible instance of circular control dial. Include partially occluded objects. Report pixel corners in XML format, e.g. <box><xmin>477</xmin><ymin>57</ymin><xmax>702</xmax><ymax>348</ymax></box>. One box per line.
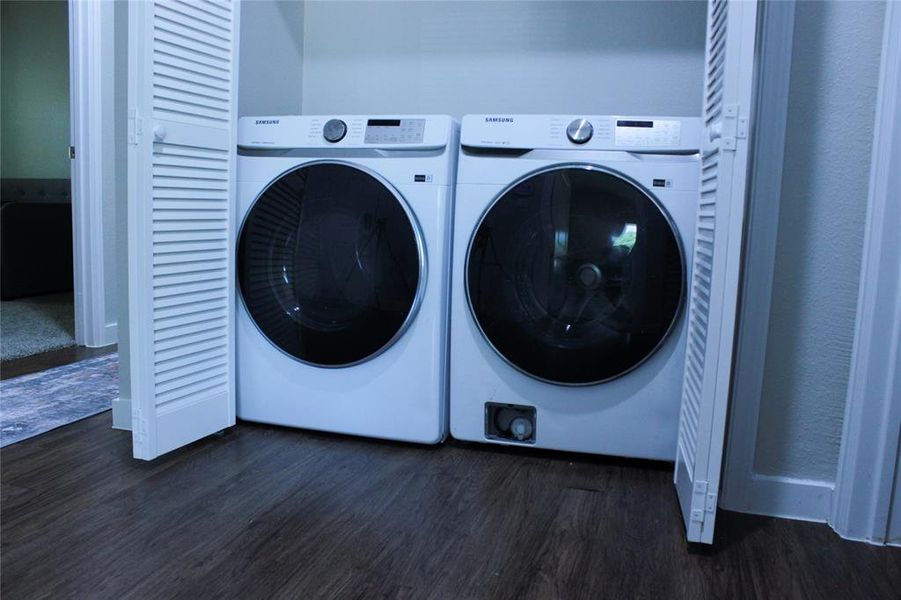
<box><xmin>566</xmin><ymin>118</ymin><xmax>593</xmax><ymax>144</ymax></box>
<box><xmin>323</xmin><ymin>119</ymin><xmax>347</xmax><ymax>143</ymax></box>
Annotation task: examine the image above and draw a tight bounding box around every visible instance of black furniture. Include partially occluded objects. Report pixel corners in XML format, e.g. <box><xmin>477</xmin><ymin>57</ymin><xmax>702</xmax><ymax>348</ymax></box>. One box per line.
<box><xmin>0</xmin><ymin>179</ymin><xmax>74</xmax><ymax>300</ymax></box>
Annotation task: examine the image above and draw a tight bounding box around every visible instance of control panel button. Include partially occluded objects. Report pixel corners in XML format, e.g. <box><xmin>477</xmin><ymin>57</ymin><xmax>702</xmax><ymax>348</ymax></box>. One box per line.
<box><xmin>323</xmin><ymin>119</ymin><xmax>347</xmax><ymax>143</ymax></box>
<box><xmin>566</xmin><ymin>118</ymin><xmax>593</xmax><ymax>144</ymax></box>
<box><xmin>614</xmin><ymin>119</ymin><xmax>681</xmax><ymax>147</ymax></box>
<box><xmin>364</xmin><ymin>118</ymin><xmax>426</xmax><ymax>145</ymax></box>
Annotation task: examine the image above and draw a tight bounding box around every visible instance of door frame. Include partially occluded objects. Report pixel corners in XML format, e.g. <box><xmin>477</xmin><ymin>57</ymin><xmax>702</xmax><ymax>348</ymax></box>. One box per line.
<box><xmin>69</xmin><ymin>0</ymin><xmax>117</xmax><ymax>347</ymax></box>
<box><xmin>717</xmin><ymin>0</ymin><xmax>836</xmax><ymax>522</ymax></box>
<box><xmin>830</xmin><ymin>0</ymin><xmax>901</xmax><ymax>546</ymax></box>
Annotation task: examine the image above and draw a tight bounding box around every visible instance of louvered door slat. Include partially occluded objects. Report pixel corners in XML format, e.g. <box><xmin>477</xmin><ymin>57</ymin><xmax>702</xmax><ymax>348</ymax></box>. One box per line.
<box><xmin>154</xmin><ymin>56</ymin><xmax>230</xmax><ymax>86</ymax></box>
<box><xmin>154</xmin><ymin>336</ymin><xmax>229</xmax><ymax>366</ymax></box>
<box><xmin>154</xmin><ymin>19</ymin><xmax>231</xmax><ymax>54</ymax></box>
<box><xmin>154</xmin><ymin>86</ymin><xmax>230</xmax><ymax>112</ymax></box>
<box><xmin>155</xmin><ymin>346</ymin><xmax>227</xmax><ymax>375</ymax></box>
<box><xmin>156</xmin><ymin>377</ymin><xmax>228</xmax><ymax>408</ymax></box>
<box><xmin>153</xmin><ymin>250</ymin><xmax>228</xmax><ymax>268</ymax></box>
<box><xmin>198</xmin><ymin>0</ymin><xmax>232</xmax><ymax>16</ymax></box>
<box><xmin>157</xmin><ymin>2</ymin><xmax>231</xmax><ymax>32</ymax></box>
<box><xmin>128</xmin><ymin>0</ymin><xmax>238</xmax><ymax>460</ymax></box>
<box><xmin>673</xmin><ymin>0</ymin><xmax>760</xmax><ymax>543</ymax></box>
<box><xmin>153</xmin><ymin>153</ymin><xmax>229</xmax><ymax>171</ymax></box>
<box><xmin>155</xmin><ymin>305</ymin><xmax>227</xmax><ymax>330</ymax></box>
<box><xmin>156</xmin><ymin>354</ymin><xmax>229</xmax><ymax>387</ymax></box>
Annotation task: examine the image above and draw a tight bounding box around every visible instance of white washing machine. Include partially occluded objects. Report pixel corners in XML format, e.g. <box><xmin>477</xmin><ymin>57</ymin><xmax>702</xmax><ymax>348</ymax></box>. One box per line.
<box><xmin>450</xmin><ymin>114</ymin><xmax>701</xmax><ymax>460</ymax></box>
<box><xmin>236</xmin><ymin>115</ymin><xmax>458</xmax><ymax>444</ymax></box>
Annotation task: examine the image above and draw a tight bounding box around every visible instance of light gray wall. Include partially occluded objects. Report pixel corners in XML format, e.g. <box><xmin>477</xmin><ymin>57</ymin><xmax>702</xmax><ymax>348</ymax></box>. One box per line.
<box><xmin>238</xmin><ymin>0</ymin><xmax>304</xmax><ymax>116</ymax></box>
<box><xmin>0</xmin><ymin>0</ymin><xmax>70</xmax><ymax>179</ymax></box>
<box><xmin>754</xmin><ymin>1</ymin><xmax>886</xmax><ymax>481</ymax></box>
<box><xmin>301</xmin><ymin>1</ymin><xmax>706</xmax><ymax>117</ymax></box>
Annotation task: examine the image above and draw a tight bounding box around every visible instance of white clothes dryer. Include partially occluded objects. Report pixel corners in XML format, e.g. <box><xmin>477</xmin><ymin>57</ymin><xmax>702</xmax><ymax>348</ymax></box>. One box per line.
<box><xmin>236</xmin><ymin>115</ymin><xmax>458</xmax><ymax>444</ymax></box>
<box><xmin>450</xmin><ymin>114</ymin><xmax>700</xmax><ymax>459</ymax></box>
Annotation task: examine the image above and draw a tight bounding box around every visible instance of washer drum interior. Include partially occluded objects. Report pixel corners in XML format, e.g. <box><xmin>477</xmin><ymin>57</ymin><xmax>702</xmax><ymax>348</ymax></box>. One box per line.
<box><xmin>465</xmin><ymin>165</ymin><xmax>685</xmax><ymax>386</ymax></box>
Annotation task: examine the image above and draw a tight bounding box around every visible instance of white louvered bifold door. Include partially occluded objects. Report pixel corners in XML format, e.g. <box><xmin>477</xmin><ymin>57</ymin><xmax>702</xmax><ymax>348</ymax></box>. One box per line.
<box><xmin>674</xmin><ymin>0</ymin><xmax>760</xmax><ymax>543</ymax></box>
<box><xmin>127</xmin><ymin>0</ymin><xmax>240</xmax><ymax>460</ymax></box>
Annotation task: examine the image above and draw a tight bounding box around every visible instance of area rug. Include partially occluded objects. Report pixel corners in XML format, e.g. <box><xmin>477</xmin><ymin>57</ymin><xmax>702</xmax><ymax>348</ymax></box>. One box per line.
<box><xmin>0</xmin><ymin>292</ymin><xmax>76</xmax><ymax>360</ymax></box>
<box><xmin>0</xmin><ymin>352</ymin><xmax>118</xmax><ymax>447</ymax></box>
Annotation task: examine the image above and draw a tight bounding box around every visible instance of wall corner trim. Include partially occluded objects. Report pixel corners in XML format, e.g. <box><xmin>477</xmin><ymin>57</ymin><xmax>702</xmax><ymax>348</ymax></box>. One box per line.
<box><xmin>69</xmin><ymin>0</ymin><xmax>117</xmax><ymax>348</ymax></box>
<box><xmin>830</xmin><ymin>0</ymin><xmax>901</xmax><ymax>546</ymax></box>
<box><xmin>111</xmin><ymin>397</ymin><xmax>132</xmax><ymax>431</ymax></box>
<box><xmin>720</xmin><ymin>0</ymin><xmax>823</xmax><ymax>520</ymax></box>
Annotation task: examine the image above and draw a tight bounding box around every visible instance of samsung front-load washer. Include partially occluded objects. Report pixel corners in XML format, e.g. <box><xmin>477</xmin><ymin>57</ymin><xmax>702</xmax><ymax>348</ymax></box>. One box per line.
<box><xmin>236</xmin><ymin>115</ymin><xmax>458</xmax><ymax>444</ymax></box>
<box><xmin>450</xmin><ymin>114</ymin><xmax>701</xmax><ymax>459</ymax></box>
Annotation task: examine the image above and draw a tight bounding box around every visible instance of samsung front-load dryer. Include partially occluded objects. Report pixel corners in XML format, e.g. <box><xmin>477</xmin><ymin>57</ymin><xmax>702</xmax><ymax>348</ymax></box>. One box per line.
<box><xmin>236</xmin><ymin>115</ymin><xmax>458</xmax><ymax>444</ymax></box>
<box><xmin>450</xmin><ymin>114</ymin><xmax>701</xmax><ymax>459</ymax></box>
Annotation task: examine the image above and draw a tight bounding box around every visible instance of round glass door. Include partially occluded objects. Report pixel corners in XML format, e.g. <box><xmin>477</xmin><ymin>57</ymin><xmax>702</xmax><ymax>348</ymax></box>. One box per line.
<box><xmin>237</xmin><ymin>162</ymin><xmax>424</xmax><ymax>367</ymax></box>
<box><xmin>466</xmin><ymin>166</ymin><xmax>684</xmax><ymax>385</ymax></box>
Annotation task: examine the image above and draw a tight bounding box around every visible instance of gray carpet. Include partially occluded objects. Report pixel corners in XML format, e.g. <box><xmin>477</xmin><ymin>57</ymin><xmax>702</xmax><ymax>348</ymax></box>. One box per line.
<box><xmin>0</xmin><ymin>352</ymin><xmax>118</xmax><ymax>447</ymax></box>
<box><xmin>0</xmin><ymin>292</ymin><xmax>76</xmax><ymax>361</ymax></box>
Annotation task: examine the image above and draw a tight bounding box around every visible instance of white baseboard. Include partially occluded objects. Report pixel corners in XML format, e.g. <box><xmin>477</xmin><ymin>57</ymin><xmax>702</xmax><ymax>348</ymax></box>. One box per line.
<box><xmin>836</xmin><ymin>531</ymin><xmax>901</xmax><ymax>546</ymax></box>
<box><xmin>104</xmin><ymin>322</ymin><xmax>118</xmax><ymax>346</ymax></box>
<box><xmin>111</xmin><ymin>396</ymin><xmax>132</xmax><ymax>431</ymax></box>
<box><xmin>720</xmin><ymin>474</ymin><xmax>834</xmax><ymax>522</ymax></box>
<box><xmin>83</xmin><ymin>322</ymin><xmax>118</xmax><ymax>349</ymax></box>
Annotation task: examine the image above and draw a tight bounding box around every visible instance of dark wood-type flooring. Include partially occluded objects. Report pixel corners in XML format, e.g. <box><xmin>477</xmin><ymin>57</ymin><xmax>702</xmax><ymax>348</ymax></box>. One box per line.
<box><xmin>2</xmin><ymin>350</ymin><xmax>900</xmax><ymax>599</ymax></box>
<box><xmin>0</xmin><ymin>344</ymin><xmax>117</xmax><ymax>380</ymax></box>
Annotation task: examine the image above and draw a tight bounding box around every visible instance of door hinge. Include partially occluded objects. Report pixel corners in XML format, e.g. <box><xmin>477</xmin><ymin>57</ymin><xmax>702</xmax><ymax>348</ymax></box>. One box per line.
<box><xmin>689</xmin><ymin>480</ymin><xmax>717</xmax><ymax>524</ymax></box>
<box><xmin>68</xmin><ymin>146</ymin><xmax>76</xmax><ymax>160</ymax></box>
<box><xmin>128</xmin><ymin>108</ymin><xmax>142</xmax><ymax>146</ymax></box>
<box><xmin>721</xmin><ymin>103</ymin><xmax>748</xmax><ymax>152</ymax></box>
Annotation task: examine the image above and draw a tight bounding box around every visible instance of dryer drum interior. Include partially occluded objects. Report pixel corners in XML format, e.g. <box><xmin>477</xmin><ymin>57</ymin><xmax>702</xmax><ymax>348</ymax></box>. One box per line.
<box><xmin>466</xmin><ymin>166</ymin><xmax>685</xmax><ymax>386</ymax></box>
<box><xmin>237</xmin><ymin>162</ymin><xmax>424</xmax><ymax>367</ymax></box>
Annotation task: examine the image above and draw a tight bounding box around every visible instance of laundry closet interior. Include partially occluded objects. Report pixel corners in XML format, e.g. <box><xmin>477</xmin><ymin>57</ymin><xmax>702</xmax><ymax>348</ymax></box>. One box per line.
<box><xmin>123</xmin><ymin>0</ymin><xmax>754</xmax><ymax>546</ymax></box>
<box><xmin>238</xmin><ymin>1</ymin><xmax>707</xmax><ymax>118</ymax></box>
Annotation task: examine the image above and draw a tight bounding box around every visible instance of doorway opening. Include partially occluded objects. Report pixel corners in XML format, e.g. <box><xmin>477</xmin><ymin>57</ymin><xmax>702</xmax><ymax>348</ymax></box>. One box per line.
<box><xmin>0</xmin><ymin>0</ymin><xmax>120</xmax><ymax>447</ymax></box>
<box><xmin>0</xmin><ymin>1</ymin><xmax>75</xmax><ymax>361</ymax></box>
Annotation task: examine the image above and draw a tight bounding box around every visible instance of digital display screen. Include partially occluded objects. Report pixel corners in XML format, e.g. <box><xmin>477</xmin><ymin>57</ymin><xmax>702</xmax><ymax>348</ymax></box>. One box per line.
<box><xmin>368</xmin><ymin>119</ymin><xmax>402</xmax><ymax>127</ymax></box>
<box><xmin>364</xmin><ymin>118</ymin><xmax>426</xmax><ymax>144</ymax></box>
<box><xmin>617</xmin><ymin>120</ymin><xmax>654</xmax><ymax>128</ymax></box>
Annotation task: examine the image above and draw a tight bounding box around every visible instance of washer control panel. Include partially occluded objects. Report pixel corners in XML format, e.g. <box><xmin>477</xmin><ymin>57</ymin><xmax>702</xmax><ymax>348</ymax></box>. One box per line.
<box><xmin>461</xmin><ymin>115</ymin><xmax>702</xmax><ymax>153</ymax></box>
<box><xmin>364</xmin><ymin>118</ymin><xmax>426</xmax><ymax>145</ymax></box>
<box><xmin>614</xmin><ymin>119</ymin><xmax>681</xmax><ymax>148</ymax></box>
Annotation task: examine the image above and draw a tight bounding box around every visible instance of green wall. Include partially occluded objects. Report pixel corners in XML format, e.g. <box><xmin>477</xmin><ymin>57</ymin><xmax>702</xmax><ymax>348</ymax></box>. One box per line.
<box><xmin>1</xmin><ymin>0</ymin><xmax>70</xmax><ymax>179</ymax></box>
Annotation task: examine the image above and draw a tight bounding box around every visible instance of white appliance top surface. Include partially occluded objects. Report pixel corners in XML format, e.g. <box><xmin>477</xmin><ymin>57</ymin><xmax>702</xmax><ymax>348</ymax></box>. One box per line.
<box><xmin>238</xmin><ymin>115</ymin><xmax>454</xmax><ymax>150</ymax></box>
<box><xmin>461</xmin><ymin>114</ymin><xmax>703</xmax><ymax>153</ymax></box>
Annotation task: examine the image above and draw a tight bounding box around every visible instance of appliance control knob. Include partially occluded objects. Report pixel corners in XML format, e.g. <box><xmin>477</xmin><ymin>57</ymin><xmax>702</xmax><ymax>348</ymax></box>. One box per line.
<box><xmin>323</xmin><ymin>119</ymin><xmax>347</xmax><ymax>143</ymax></box>
<box><xmin>566</xmin><ymin>118</ymin><xmax>593</xmax><ymax>144</ymax></box>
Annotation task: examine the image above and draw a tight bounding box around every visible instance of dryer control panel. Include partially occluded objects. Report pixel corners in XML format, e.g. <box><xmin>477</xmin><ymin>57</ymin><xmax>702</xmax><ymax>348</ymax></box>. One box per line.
<box><xmin>461</xmin><ymin>114</ymin><xmax>702</xmax><ymax>153</ymax></box>
<box><xmin>238</xmin><ymin>115</ymin><xmax>450</xmax><ymax>150</ymax></box>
